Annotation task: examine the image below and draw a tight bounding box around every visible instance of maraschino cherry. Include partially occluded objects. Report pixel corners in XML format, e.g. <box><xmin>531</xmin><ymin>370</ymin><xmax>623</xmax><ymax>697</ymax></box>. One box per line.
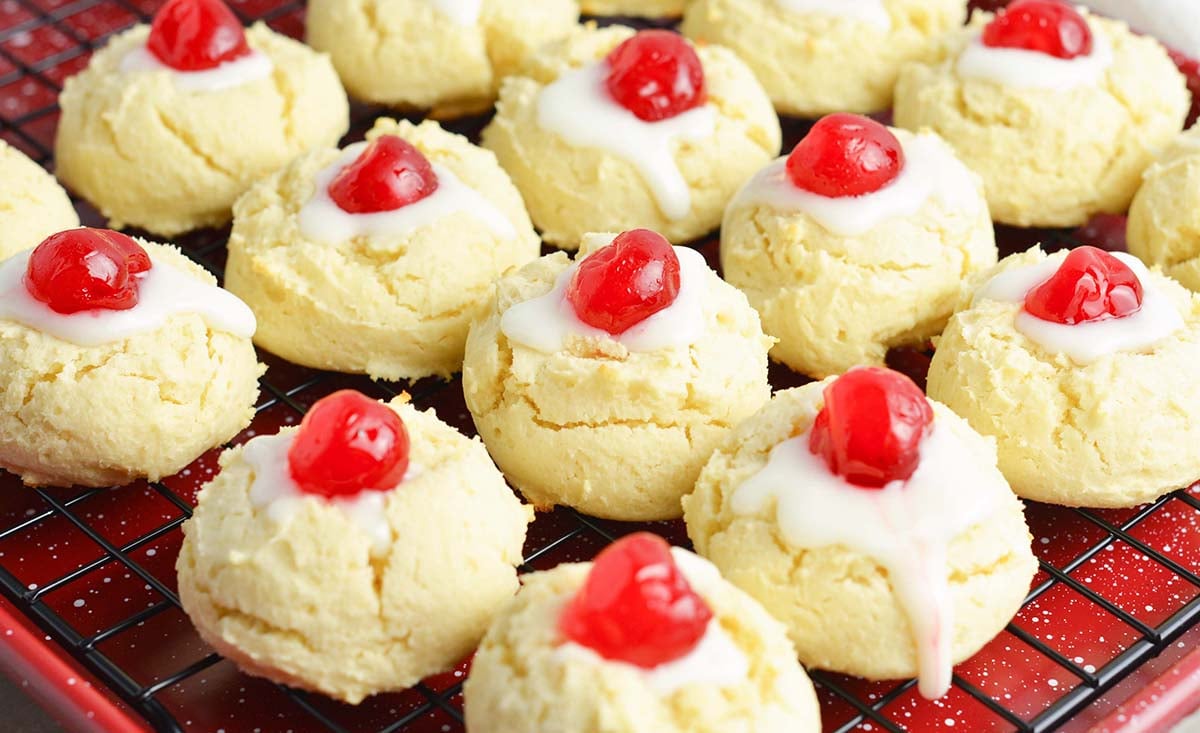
<box><xmin>787</xmin><ymin>113</ymin><xmax>905</xmax><ymax>198</ymax></box>
<box><xmin>148</xmin><ymin>0</ymin><xmax>252</xmax><ymax>72</ymax></box>
<box><xmin>25</xmin><ymin>228</ymin><xmax>152</xmax><ymax>315</ymax></box>
<box><xmin>605</xmin><ymin>30</ymin><xmax>706</xmax><ymax>122</ymax></box>
<box><xmin>328</xmin><ymin>136</ymin><xmax>439</xmax><ymax>214</ymax></box>
<box><xmin>566</xmin><ymin>229</ymin><xmax>681</xmax><ymax>335</ymax></box>
<box><xmin>981</xmin><ymin>0</ymin><xmax>1093</xmax><ymax>60</ymax></box>
<box><xmin>560</xmin><ymin>532</ymin><xmax>712</xmax><ymax>668</ymax></box>
<box><xmin>809</xmin><ymin>367</ymin><xmax>934</xmax><ymax>489</ymax></box>
<box><xmin>1024</xmin><ymin>246</ymin><xmax>1143</xmax><ymax>325</ymax></box>
<box><xmin>287</xmin><ymin>390</ymin><xmax>410</xmax><ymax>499</ymax></box>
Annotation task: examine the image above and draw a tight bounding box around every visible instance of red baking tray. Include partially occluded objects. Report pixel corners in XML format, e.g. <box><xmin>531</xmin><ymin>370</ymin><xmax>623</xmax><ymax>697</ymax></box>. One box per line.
<box><xmin>1</xmin><ymin>1</ymin><xmax>1199</xmax><ymax>731</ymax></box>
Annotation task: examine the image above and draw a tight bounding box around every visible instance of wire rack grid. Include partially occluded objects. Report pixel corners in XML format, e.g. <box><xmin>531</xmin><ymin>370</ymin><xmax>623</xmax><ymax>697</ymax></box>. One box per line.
<box><xmin>0</xmin><ymin>1</ymin><xmax>1199</xmax><ymax>731</ymax></box>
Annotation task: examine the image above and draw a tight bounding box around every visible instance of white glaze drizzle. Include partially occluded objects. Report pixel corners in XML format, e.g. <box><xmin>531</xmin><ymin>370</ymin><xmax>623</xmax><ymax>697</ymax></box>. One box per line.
<box><xmin>973</xmin><ymin>252</ymin><xmax>1185</xmax><ymax>364</ymax></box>
<box><xmin>427</xmin><ymin>0</ymin><xmax>481</xmax><ymax>24</ymax></box>
<box><xmin>732</xmin><ymin>420</ymin><xmax>1009</xmax><ymax>699</ymax></box>
<box><xmin>536</xmin><ymin>62</ymin><xmax>716</xmax><ymax>221</ymax></box>
<box><xmin>956</xmin><ymin>25</ymin><xmax>1113</xmax><ymax>91</ymax></box>
<box><xmin>731</xmin><ymin>133</ymin><xmax>982</xmax><ymax>237</ymax></box>
<box><xmin>297</xmin><ymin>142</ymin><xmax>516</xmax><ymax>245</ymax></box>
<box><xmin>0</xmin><ymin>248</ymin><xmax>256</xmax><ymax>346</ymax></box>
<box><xmin>119</xmin><ymin>45</ymin><xmax>273</xmax><ymax>93</ymax></box>
<box><xmin>500</xmin><ymin>245</ymin><xmax>709</xmax><ymax>353</ymax></box>
<box><xmin>775</xmin><ymin>0</ymin><xmax>891</xmax><ymax>31</ymax></box>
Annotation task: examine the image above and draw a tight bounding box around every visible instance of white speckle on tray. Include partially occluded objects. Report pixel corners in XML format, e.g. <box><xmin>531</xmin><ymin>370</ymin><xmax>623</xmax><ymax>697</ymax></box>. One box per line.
<box><xmin>146</xmin><ymin>549</ymin><xmax>157</xmax><ymax>557</ymax></box>
<box><xmin>1048</xmin><ymin>678</ymin><xmax>1059</xmax><ymax>688</ymax></box>
<box><xmin>72</xmin><ymin>599</ymin><xmax>84</xmax><ymax>608</ymax></box>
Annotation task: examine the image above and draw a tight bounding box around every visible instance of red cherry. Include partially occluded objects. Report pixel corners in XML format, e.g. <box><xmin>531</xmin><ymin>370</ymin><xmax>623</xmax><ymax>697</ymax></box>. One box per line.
<box><xmin>1023</xmin><ymin>246</ymin><xmax>1143</xmax><ymax>325</ymax></box>
<box><xmin>1167</xmin><ymin>48</ymin><xmax>1200</xmax><ymax>129</ymax></box>
<box><xmin>605</xmin><ymin>30</ymin><xmax>706</xmax><ymax>122</ymax></box>
<box><xmin>786</xmin><ymin>113</ymin><xmax>906</xmax><ymax>198</ymax></box>
<box><xmin>287</xmin><ymin>390</ymin><xmax>410</xmax><ymax>499</ymax></box>
<box><xmin>328</xmin><ymin>136</ymin><xmax>439</xmax><ymax>215</ymax></box>
<box><xmin>981</xmin><ymin>0</ymin><xmax>1093</xmax><ymax>59</ymax></box>
<box><xmin>566</xmin><ymin>229</ymin><xmax>682</xmax><ymax>335</ymax></box>
<box><xmin>24</xmin><ymin>229</ymin><xmax>152</xmax><ymax>315</ymax></box>
<box><xmin>147</xmin><ymin>0</ymin><xmax>251</xmax><ymax>72</ymax></box>
<box><xmin>1070</xmin><ymin>213</ymin><xmax>1127</xmax><ymax>253</ymax></box>
<box><xmin>808</xmin><ymin>367</ymin><xmax>934</xmax><ymax>489</ymax></box>
<box><xmin>560</xmin><ymin>533</ymin><xmax>712</xmax><ymax>668</ymax></box>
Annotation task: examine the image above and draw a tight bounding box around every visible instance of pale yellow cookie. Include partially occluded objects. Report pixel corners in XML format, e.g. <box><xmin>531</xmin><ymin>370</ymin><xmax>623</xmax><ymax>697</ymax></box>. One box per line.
<box><xmin>683</xmin><ymin>0</ymin><xmax>965</xmax><ymax>117</ymax></box>
<box><xmin>55</xmin><ymin>24</ymin><xmax>348</xmax><ymax>237</ymax></box>
<box><xmin>177</xmin><ymin>399</ymin><xmax>532</xmax><ymax>704</ymax></box>
<box><xmin>307</xmin><ymin>0</ymin><xmax>579</xmax><ymax>117</ymax></box>
<box><xmin>581</xmin><ymin>0</ymin><xmax>685</xmax><ymax>17</ymax></box>
<box><xmin>0</xmin><ymin>141</ymin><xmax>78</xmax><ymax>261</ymax></box>
<box><xmin>894</xmin><ymin>12</ymin><xmax>1189</xmax><ymax>227</ymax></box>
<box><xmin>482</xmin><ymin>25</ymin><xmax>780</xmax><ymax>249</ymax></box>
<box><xmin>463</xmin><ymin>549</ymin><xmax>822</xmax><ymax>733</ymax></box>
<box><xmin>225</xmin><ymin>118</ymin><xmax>540</xmax><ymax>380</ymax></box>
<box><xmin>1128</xmin><ymin>124</ymin><xmax>1200</xmax><ymax>292</ymax></box>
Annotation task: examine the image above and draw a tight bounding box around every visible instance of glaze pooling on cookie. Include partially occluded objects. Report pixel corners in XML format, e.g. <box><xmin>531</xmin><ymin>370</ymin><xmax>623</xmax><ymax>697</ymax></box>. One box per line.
<box><xmin>775</xmin><ymin>0</ymin><xmax>891</xmax><ymax>31</ymax></box>
<box><xmin>956</xmin><ymin>28</ymin><xmax>1113</xmax><ymax>90</ymax></box>
<box><xmin>732</xmin><ymin>133</ymin><xmax>980</xmax><ymax>236</ymax></box>
<box><xmin>732</xmin><ymin>418</ymin><xmax>1008</xmax><ymax>699</ymax></box>
<box><xmin>974</xmin><ymin>252</ymin><xmax>1184</xmax><ymax>364</ymax></box>
<box><xmin>536</xmin><ymin>63</ymin><xmax>716</xmax><ymax>221</ymax></box>
<box><xmin>0</xmin><ymin>248</ymin><xmax>255</xmax><ymax>345</ymax></box>
<box><xmin>298</xmin><ymin>142</ymin><xmax>515</xmax><ymax>245</ymax></box>
<box><xmin>120</xmin><ymin>44</ymin><xmax>273</xmax><ymax>92</ymax></box>
<box><xmin>428</xmin><ymin>0</ymin><xmax>482</xmax><ymax>25</ymax></box>
<box><xmin>500</xmin><ymin>244</ymin><xmax>709</xmax><ymax>353</ymax></box>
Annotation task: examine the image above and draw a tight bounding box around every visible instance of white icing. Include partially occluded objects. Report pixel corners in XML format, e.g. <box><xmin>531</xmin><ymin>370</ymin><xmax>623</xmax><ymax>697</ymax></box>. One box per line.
<box><xmin>0</xmin><ymin>249</ymin><xmax>256</xmax><ymax>346</ymax></box>
<box><xmin>297</xmin><ymin>143</ymin><xmax>516</xmax><ymax>245</ymax></box>
<box><xmin>731</xmin><ymin>134</ymin><xmax>982</xmax><ymax>237</ymax></box>
<box><xmin>427</xmin><ymin>0</ymin><xmax>481</xmax><ymax>24</ymax></box>
<box><xmin>119</xmin><ymin>45</ymin><xmax>273</xmax><ymax>93</ymax></box>
<box><xmin>974</xmin><ymin>252</ymin><xmax>1185</xmax><ymax>364</ymax></box>
<box><xmin>775</xmin><ymin>0</ymin><xmax>891</xmax><ymax>31</ymax></box>
<box><xmin>500</xmin><ymin>245</ymin><xmax>709</xmax><ymax>353</ymax></box>
<box><xmin>732</xmin><ymin>420</ymin><xmax>1010</xmax><ymax>699</ymax></box>
<box><xmin>956</xmin><ymin>27</ymin><xmax>1113</xmax><ymax>91</ymax></box>
<box><xmin>536</xmin><ymin>62</ymin><xmax>717</xmax><ymax>221</ymax></box>
<box><xmin>242</xmin><ymin>432</ymin><xmax>420</xmax><ymax>558</ymax></box>
<box><xmin>1076</xmin><ymin>0</ymin><xmax>1200</xmax><ymax>59</ymax></box>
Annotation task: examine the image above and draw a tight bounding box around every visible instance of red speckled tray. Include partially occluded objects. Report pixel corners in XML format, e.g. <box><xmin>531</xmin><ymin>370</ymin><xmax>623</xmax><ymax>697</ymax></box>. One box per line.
<box><xmin>1</xmin><ymin>1</ymin><xmax>1199</xmax><ymax>731</ymax></box>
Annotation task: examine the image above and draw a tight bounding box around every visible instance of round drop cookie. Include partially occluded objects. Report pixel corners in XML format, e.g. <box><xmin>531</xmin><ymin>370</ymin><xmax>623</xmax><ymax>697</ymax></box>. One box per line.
<box><xmin>682</xmin><ymin>0</ymin><xmax>965</xmax><ymax>117</ymax></box>
<box><xmin>581</xmin><ymin>0</ymin><xmax>684</xmax><ymax>17</ymax></box>
<box><xmin>0</xmin><ymin>228</ymin><xmax>262</xmax><ymax>488</ymax></box>
<box><xmin>0</xmin><ymin>141</ymin><xmax>78</xmax><ymax>260</ymax></box>
<box><xmin>225</xmin><ymin>118</ymin><xmax>540</xmax><ymax>380</ymax></box>
<box><xmin>464</xmin><ymin>533</ymin><xmax>821</xmax><ymax>733</ymax></box>
<box><xmin>928</xmin><ymin>246</ymin><xmax>1200</xmax><ymax>507</ymax></box>
<box><xmin>307</xmin><ymin>0</ymin><xmax>578</xmax><ymax>117</ymax></box>
<box><xmin>894</xmin><ymin>0</ymin><xmax>1189</xmax><ymax>228</ymax></box>
<box><xmin>482</xmin><ymin>26</ymin><xmax>780</xmax><ymax>249</ymax></box>
<box><xmin>177</xmin><ymin>391</ymin><xmax>532</xmax><ymax>704</ymax></box>
<box><xmin>722</xmin><ymin>113</ymin><xmax>995</xmax><ymax>379</ymax></box>
<box><xmin>1128</xmin><ymin>124</ymin><xmax>1200</xmax><ymax>292</ymax></box>
<box><xmin>463</xmin><ymin>229</ymin><xmax>773</xmax><ymax>521</ymax></box>
<box><xmin>55</xmin><ymin>0</ymin><xmax>349</xmax><ymax>237</ymax></box>
<box><xmin>684</xmin><ymin>368</ymin><xmax>1037</xmax><ymax>698</ymax></box>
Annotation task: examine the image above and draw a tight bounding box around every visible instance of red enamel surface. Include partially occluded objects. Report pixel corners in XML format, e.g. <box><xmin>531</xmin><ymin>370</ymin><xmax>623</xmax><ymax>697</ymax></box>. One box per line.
<box><xmin>147</xmin><ymin>0</ymin><xmax>251</xmax><ymax>71</ymax></box>
<box><xmin>786</xmin><ymin>113</ymin><xmax>905</xmax><ymax>198</ymax></box>
<box><xmin>982</xmin><ymin>0</ymin><xmax>1094</xmax><ymax>59</ymax></box>
<box><xmin>604</xmin><ymin>30</ymin><xmax>706</xmax><ymax>122</ymax></box>
<box><xmin>328</xmin><ymin>136</ymin><xmax>439</xmax><ymax>214</ymax></box>
<box><xmin>24</xmin><ymin>228</ymin><xmax>151</xmax><ymax>314</ymax></box>
<box><xmin>1024</xmin><ymin>246</ymin><xmax>1143</xmax><ymax>325</ymax></box>
<box><xmin>566</xmin><ymin>228</ymin><xmax>681</xmax><ymax>335</ymax></box>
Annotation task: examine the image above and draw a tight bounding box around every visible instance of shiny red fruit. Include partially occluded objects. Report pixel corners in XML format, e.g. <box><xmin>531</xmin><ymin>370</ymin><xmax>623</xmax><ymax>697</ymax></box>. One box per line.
<box><xmin>981</xmin><ymin>0</ymin><xmax>1093</xmax><ymax>59</ymax></box>
<box><xmin>287</xmin><ymin>390</ymin><xmax>410</xmax><ymax>499</ymax></box>
<box><xmin>148</xmin><ymin>0</ymin><xmax>252</xmax><ymax>72</ymax></box>
<box><xmin>560</xmin><ymin>533</ymin><xmax>712</xmax><ymax>668</ymax></box>
<box><xmin>605</xmin><ymin>30</ymin><xmax>706</xmax><ymax>122</ymax></box>
<box><xmin>786</xmin><ymin>113</ymin><xmax>905</xmax><ymax>198</ymax></box>
<box><xmin>1024</xmin><ymin>246</ymin><xmax>1143</xmax><ymax>325</ymax></box>
<box><xmin>328</xmin><ymin>136</ymin><xmax>439</xmax><ymax>214</ymax></box>
<box><xmin>25</xmin><ymin>229</ymin><xmax>152</xmax><ymax>315</ymax></box>
<box><xmin>809</xmin><ymin>367</ymin><xmax>934</xmax><ymax>489</ymax></box>
<box><xmin>567</xmin><ymin>229</ymin><xmax>681</xmax><ymax>335</ymax></box>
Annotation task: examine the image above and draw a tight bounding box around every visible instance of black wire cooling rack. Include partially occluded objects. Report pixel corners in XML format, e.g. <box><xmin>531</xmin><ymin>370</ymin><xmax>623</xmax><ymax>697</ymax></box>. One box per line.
<box><xmin>1</xmin><ymin>1</ymin><xmax>1199</xmax><ymax>731</ymax></box>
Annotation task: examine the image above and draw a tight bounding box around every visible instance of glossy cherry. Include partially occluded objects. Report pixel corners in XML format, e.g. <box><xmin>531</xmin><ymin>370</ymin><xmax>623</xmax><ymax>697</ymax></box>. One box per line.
<box><xmin>786</xmin><ymin>113</ymin><xmax>905</xmax><ymax>198</ymax></box>
<box><xmin>566</xmin><ymin>229</ymin><xmax>681</xmax><ymax>335</ymax></box>
<box><xmin>981</xmin><ymin>0</ymin><xmax>1093</xmax><ymax>59</ymax></box>
<box><xmin>25</xmin><ymin>229</ymin><xmax>152</xmax><ymax>315</ymax></box>
<box><xmin>287</xmin><ymin>390</ymin><xmax>410</xmax><ymax>499</ymax></box>
<box><xmin>147</xmin><ymin>0</ymin><xmax>252</xmax><ymax>72</ymax></box>
<box><xmin>605</xmin><ymin>30</ymin><xmax>706</xmax><ymax>122</ymax></box>
<box><xmin>809</xmin><ymin>367</ymin><xmax>934</xmax><ymax>489</ymax></box>
<box><xmin>1024</xmin><ymin>246</ymin><xmax>1143</xmax><ymax>325</ymax></box>
<box><xmin>560</xmin><ymin>532</ymin><xmax>712</xmax><ymax>668</ymax></box>
<box><xmin>328</xmin><ymin>136</ymin><xmax>439</xmax><ymax>215</ymax></box>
